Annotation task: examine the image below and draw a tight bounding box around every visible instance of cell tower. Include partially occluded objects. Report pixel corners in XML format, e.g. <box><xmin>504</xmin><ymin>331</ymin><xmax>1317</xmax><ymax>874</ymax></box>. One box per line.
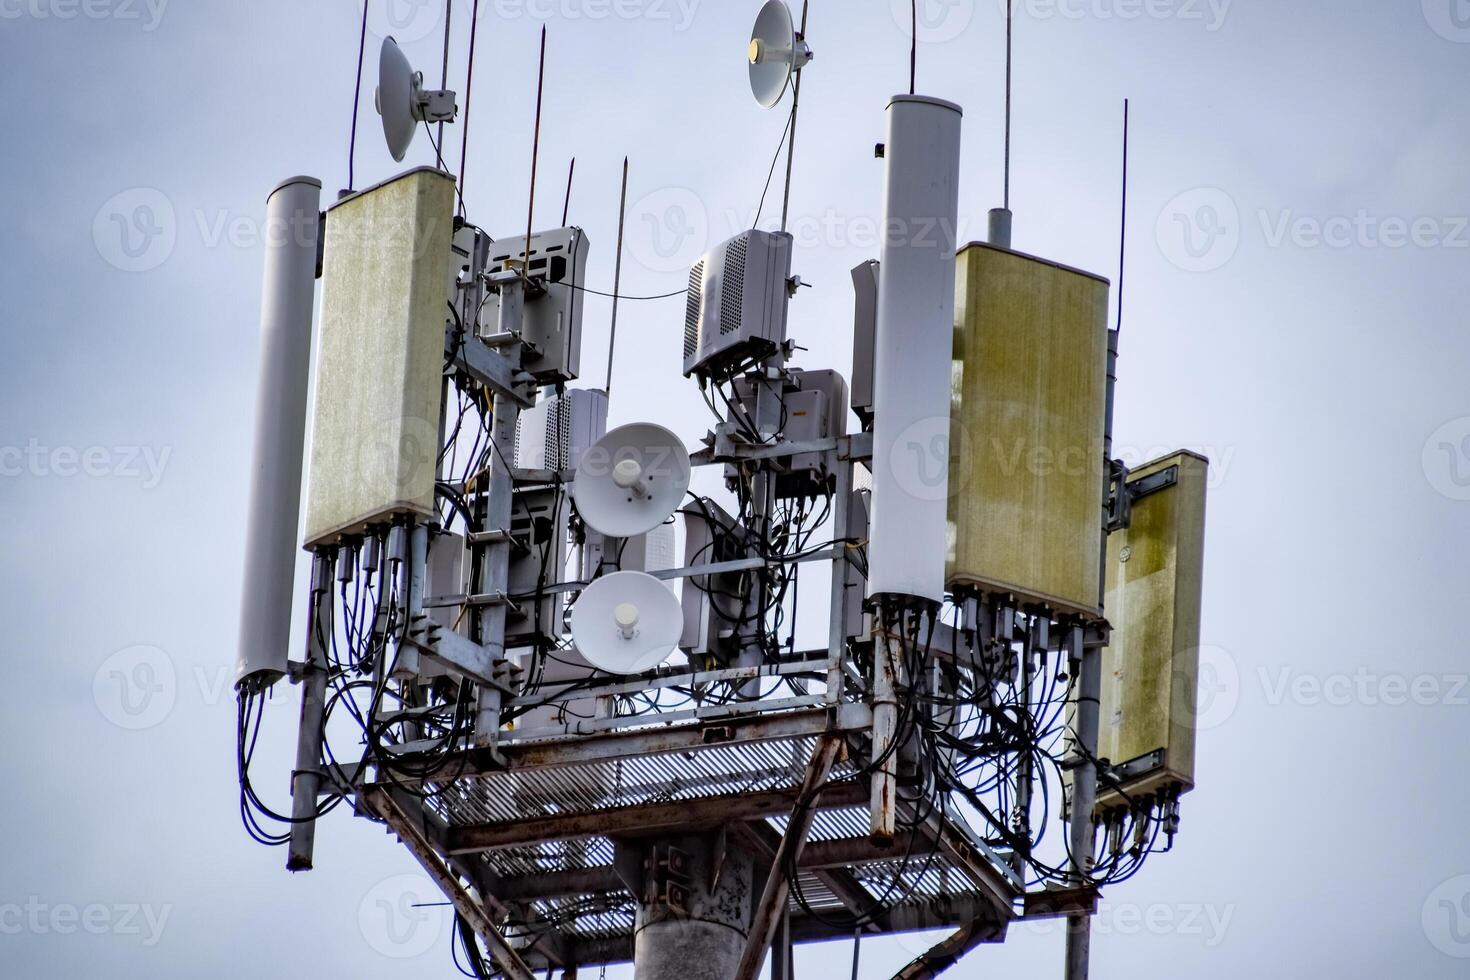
<box><xmin>234</xmin><ymin>5</ymin><xmax>1209</xmax><ymax>979</ymax></box>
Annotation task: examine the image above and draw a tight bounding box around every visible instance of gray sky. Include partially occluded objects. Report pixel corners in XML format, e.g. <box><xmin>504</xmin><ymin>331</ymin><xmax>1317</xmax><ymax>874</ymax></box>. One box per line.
<box><xmin>3</xmin><ymin>0</ymin><xmax>1469</xmax><ymax>976</ymax></box>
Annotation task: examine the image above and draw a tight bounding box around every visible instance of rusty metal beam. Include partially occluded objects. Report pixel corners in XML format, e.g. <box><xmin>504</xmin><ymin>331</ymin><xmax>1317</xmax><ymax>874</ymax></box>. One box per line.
<box><xmin>897</xmin><ymin>800</ymin><xmax>1021</xmax><ymax>919</ymax></box>
<box><xmin>484</xmin><ymin>832</ymin><xmax>931</xmax><ymax>903</ymax></box>
<box><xmin>367</xmin><ymin>788</ymin><xmax>537</xmax><ymax>980</ymax></box>
<box><xmin>547</xmin><ymin>894</ymin><xmax>1011</xmax><ymax>972</ymax></box>
<box><xmin>785</xmin><ymin>895</ymin><xmax>1004</xmax><ymax>944</ymax></box>
<box><xmin>445</xmin><ymin>780</ymin><xmax>868</xmax><ymax>853</ymax></box>
<box><xmin>497</xmin><ymin>867</ymin><xmax>622</xmax><ymax>902</ymax></box>
<box><xmin>799</xmin><ymin>833</ymin><xmax>929</xmax><ymax>869</ymax></box>
<box><xmin>1022</xmin><ymin>885</ymin><xmax>1099</xmax><ymax>920</ymax></box>
<box><xmin>734</xmin><ymin>821</ymin><xmax>889</xmax><ymax>933</ymax></box>
<box><xmin>733</xmin><ymin>736</ymin><xmax>842</xmax><ymax>980</ymax></box>
<box><xmin>393</xmin><ymin>705</ymin><xmax>870</xmax><ymax>783</ymax></box>
<box><xmin>893</xmin><ymin>915</ymin><xmax>1006</xmax><ymax>980</ymax></box>
<box><xmin>869</xmin><ymin>630</ymin><xmax>902</xmax><ymax>842</ymax></box>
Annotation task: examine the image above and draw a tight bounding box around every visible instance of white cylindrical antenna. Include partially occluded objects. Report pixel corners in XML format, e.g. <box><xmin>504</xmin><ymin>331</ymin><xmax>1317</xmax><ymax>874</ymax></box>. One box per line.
<box><xmin>988</xmin><ymin>206</ymin><xmax>1013</xmax><ymax>250</ymax></box>
<box><xmin>867</xmin><ymin>95</ymin><xmax>962</xmax><ymax>604</ymax></box>
<box><xmin>236</xmin><ymin>176</ymin><xmax>322</xmax><ymax>688</ymax></box>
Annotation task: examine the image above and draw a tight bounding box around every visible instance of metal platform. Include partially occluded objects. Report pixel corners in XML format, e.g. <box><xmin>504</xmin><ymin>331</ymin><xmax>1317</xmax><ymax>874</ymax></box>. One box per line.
<box><xmin>364</xmin><ymin>704</ymin><xmax>1026</xmax><ymax>973</ymax></box>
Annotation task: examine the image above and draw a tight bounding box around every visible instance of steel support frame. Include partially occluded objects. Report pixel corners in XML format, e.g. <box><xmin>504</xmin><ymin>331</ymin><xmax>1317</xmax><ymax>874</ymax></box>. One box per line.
<box><xmin>444</xmin><ymin>779</ymin><xmax>870</xmax><ymax>853</ymax></box>
<box><xmin>368</xmin><ymin>787</ymin><xmax>537</xmax><ymax>980</ymax></box>
<box><xmin>1065</xmin><ymin>622</ymin><xmax>1102</xmax><ymax>980</ymax></box>
<box><xmin>733</xmin><ymin>735</ymin><xmax>842</xmax><ymax>980</ymax></box>
<box><xmin>894</xmin><ymin>914</ymin><xmax>1006</xmax><ymax>980</ymax></box>
<box><xmin>345</xmin><ymin>359</ymin><xmax>1061</xmax><ymax>978</ymax></box>
<box><xmin>286</xmin><ymin>553</ymin><xmax>333</xmax><ymax>871</ymax></box>
<box><xmin>471</xmin><ymin>270</ymin><xmax>538</xmax><ymax>746</ymax></box>
<box><xmin>391</xmin><ymin>703</ymin><xmax>872</xmax><ymax>785</ymax></box>
<box><xmin>512</xmin><ymin>893</ymin><xmax>1013</xmax><ymax>974</ymax></box>
<box><xmin>733</xmin><ymin>821</ymin><xmax>890</xmax><ymax>934</ymax></box>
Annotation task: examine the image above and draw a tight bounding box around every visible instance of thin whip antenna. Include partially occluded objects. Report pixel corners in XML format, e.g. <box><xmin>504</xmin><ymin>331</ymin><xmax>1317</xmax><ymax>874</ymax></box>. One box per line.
<box><xmin>348</xmin><ymin>0</ymin><xmax>368</xmax><ymax>191</ymax></box>
<box><xmin>458</xmin><ymin>0</ymin><xmax>482</xmax><ymax>215</ymax></box>
<box><xmin>438</xmin><ymin>0</ymin><xmax>453</xmax><ymax>156</ymax></box>
<box><xmin>1004</xmin><ymin>0</ymin><xmax>1013</xmax><ymax>210</ymax></box>
<box><xmin>561</xmin><ymin>157</ymin><xmax>576</xmax><ymax>227</ymax></box>
<box><xmin>1117</xmin><ymin>98</ymin><xmax>1129</xmax><ymax>334</ymax></box>
<box><xmin>523</xmin><ymin>25</ymin><xmax>547</xmax><ymax>286</ymax></box>
<box><xmin>779</xmin><ymin>0</ymin><xmax>809</xmax><ymax>234</ymax></box>
<box><xmin>605</xmin><ymin>157</ymin><xmax>629</xmax><ymax>395</ymax></box>
<box><xmin>910</xmin><ymin>0</ymin><xmax>917</xmax><ymax>94</ymax></box>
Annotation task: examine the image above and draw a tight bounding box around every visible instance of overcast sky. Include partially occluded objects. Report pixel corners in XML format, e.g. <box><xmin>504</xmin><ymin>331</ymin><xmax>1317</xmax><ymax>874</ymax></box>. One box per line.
<box><xmin>3</xmin><ymin>0</ymin><xmax>1469</xmax><ymax>976</ymax></box>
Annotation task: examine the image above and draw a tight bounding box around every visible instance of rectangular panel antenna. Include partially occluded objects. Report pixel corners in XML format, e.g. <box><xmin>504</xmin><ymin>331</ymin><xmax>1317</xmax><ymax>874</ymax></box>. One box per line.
<box><xmin>304</xmin><ymin>168</ymin><xmax>456</xmax><ymax>547</ymax></box>
<box><xmin>947</xmin><ymin>242</ymin><xmax>1110</xmax><ymax>618</ymax></box>
<box><xmin>1095</xmin><ymin>451</ymin><xmax>1209</xmax><ymax>810</ymax></box>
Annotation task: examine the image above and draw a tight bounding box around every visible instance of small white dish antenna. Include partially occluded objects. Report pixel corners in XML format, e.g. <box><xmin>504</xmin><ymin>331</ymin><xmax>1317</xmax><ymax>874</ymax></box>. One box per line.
<box><xmin>572</xmin><ymin>423</ymin><xmax>691</xmax><ymax>539</ymax></box>
<box><xmin>375</xmin><ymin>36</ymin><xmax>459</xmax><ymax>163</ymax></box>
<box><xmin>748</xmin><ymin>0</ymin><xmax>813</xmax><ymax>109</ymax></box>
<box><xmin>571</xmin><ymin>571</ymin><xmax>682</xmax><ymax>675</ymax></box>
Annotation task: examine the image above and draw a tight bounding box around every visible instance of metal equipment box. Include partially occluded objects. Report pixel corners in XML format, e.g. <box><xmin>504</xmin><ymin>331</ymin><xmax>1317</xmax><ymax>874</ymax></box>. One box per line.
<box><xmin>682</xmin><ymin>230</ymin><xmax>793</xmax><ymax>379</ymax></box>
<box><xmin>1096</xmin><ymin>451</ymin><xmax>1209</xmax><ymax>809</ymax></box>
<box><xmin>946</xmin><ymin>242</ymin><xmax>1110</xmax><ymax>619</ymax></box>
<box><xmin>679</xmin><ymin>498</ymin><xmax>749</xmax><ymax>659</ymax></box>
<box><xmin>304</xmin><ymin>168</ymin><xmax>457</xmax><ymax>547</ymax></box>
<box><xmin>849</xmin><ymin>259</ymin><xmax>879</xmax><ymax>425</ymax></box>
<box><xmin>480</xmin><ymin>227</ymin><xmax>590</xmax><ymax>383</ymax></box>
<box><xmin>729</xmin><ymin>367</ymin><xmax>848</xmax><ymax>497</ymax></box>
<box><xmin>515</xmin><ymin>388</ymin><xmax>609</xmax><ymax>473</ymax></box>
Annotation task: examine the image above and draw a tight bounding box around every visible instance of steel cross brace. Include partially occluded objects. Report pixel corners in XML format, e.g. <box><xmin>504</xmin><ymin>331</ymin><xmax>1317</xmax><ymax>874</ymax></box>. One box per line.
<box><xmin>893</xmin><ymin>914</ymin><xmax>1006</xmax><ymax>979</ymax></box>
<box><xmin>733</xmin><ymin>734</ymin><xmax>843</xmax><ymax>980</ymax></box>
<box><xmin>367</xmin><ymin>788</ymin><xmax>536</xmax><ymax>980</ymax></box>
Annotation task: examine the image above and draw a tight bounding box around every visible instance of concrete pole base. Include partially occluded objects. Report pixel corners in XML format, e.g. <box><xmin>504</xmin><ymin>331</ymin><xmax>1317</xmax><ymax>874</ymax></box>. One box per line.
<box><xmin>631</xmin><ymin>834</ymin><xmax>754</xmax><ymax>980</ymax></box>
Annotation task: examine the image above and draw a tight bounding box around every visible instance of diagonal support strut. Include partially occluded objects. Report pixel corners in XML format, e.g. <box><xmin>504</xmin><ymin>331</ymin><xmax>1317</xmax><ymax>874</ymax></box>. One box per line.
<box><xmin>894</xmin><ymin>915</ymin><xmax>1005</xmax><ymax>979</ymax></box>
<box><xmin>733</xmin><ymin>734</ymin><xmax>843</xmax><ymax>980</ymax></box>
<box><xmin>368</xmin><ymin>788</ymin><xmax>537</xmax><ymax>980</ymax></box>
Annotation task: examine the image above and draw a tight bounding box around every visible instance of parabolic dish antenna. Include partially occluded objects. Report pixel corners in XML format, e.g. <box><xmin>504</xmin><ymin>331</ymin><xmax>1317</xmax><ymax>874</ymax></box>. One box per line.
<box><xmin>748</xmin><ymin>0</ymin><xmax>813</xmax><ymax>109</ymax></box>
<box><xmin>571</xmin><ymin>571</ymin><xmax>682</xmax><ymax>675</ymax></box>
<box><xmin>375</xmin><ymin>36</ymin><xmax>459</xmax><ymax>163</ymax></box>
<box><xmin>572</xmin><ymin>423</ymin><xmax>691</xmax><ymax>539</ymax></box>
